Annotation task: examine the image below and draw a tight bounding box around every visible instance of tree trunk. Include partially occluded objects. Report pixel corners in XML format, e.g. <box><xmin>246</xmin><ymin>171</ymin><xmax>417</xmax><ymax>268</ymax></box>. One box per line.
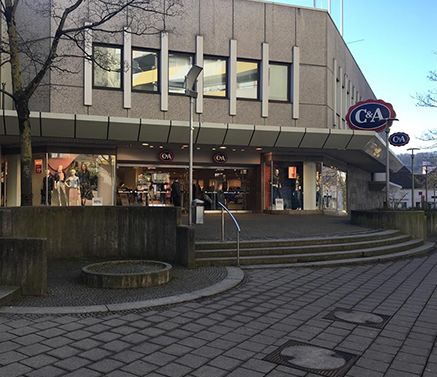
<box><xmin>16</xmin><ymin>100</ymin><xmax>33</xmax><ymax>206</ymax></box>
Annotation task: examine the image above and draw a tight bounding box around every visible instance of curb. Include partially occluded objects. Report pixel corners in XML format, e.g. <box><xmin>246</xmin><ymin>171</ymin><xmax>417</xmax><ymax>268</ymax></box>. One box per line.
<box><xmin>0</xmin><ymin>267</ymin><xmax>244</xmax><ymax>315</ymax></box>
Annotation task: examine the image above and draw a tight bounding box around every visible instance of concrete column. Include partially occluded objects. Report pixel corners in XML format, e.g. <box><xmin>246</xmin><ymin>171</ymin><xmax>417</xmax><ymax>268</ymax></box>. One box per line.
<box><xmin>303</xmin><ymin>161</ymin><xmax>317</xmax><ymax>210</ymax></box>
<box><xmin>6</xmin><ymin>154</ymin><xmax>20</xmax><ymax>207</ymax></box>
<box><xmin>261</xmin><ymin>42</ymin><xmax>269</xmax><ymax>118</ymax></box>
<box><xmin>229</xmin><ymin>39</ymin><xmax>237</xmax><ymax>116</ymax></box>
<box><xmin>160</xmin><ymin>32</ymin><xmax>169</xmax><ymax>112</ymax></box>
<box><xmin>83</xmin><ymin>23</ymin><xmax>92</xmax><ymax>106</ymax></box>
<box><xmin>195</xmin><ymin>35</ymin><xmax>204</xmax><ymax>114</ymax></box>
<box><xmin>123</xmin><ymin>28</ymin><xmax>132</xmax><ymax>109</ymax></box>
<box><xmin>292</xmin><ymin>46</ymin><xmax>300</xmax><ymax>119</ymax></box>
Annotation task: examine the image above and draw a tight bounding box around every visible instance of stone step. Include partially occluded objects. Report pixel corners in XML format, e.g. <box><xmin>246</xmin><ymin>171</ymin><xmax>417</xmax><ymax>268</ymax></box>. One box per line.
<box><xmin>195</xmin><ymin>234</ymin><xmax>411</xmax><ymax>258</ymax></box>
<box><xmin>195</xmin><ymin>239</ymin><xmax>425</xmax><ymax>266</ymax></box>
<box><xmin>242</xmin><ymin>242</ymin><xmax>436</xmax><ymax>269</ymax></box>
<box><xmin>0</xmin><ymin>286</ymin><xmax>20</xmax><ymax>306</ymax></box>
<box><xmin>195</xmin><ymin>229</ymin><xmax>400</xmax><ymax>250</ymax></box>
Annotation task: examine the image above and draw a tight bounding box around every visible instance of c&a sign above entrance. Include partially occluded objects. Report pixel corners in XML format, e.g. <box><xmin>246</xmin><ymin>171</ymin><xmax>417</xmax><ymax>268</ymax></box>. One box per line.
<box><xmin>346</xmin><ymin>99</ymin><xmax>396</xmax><ymax>132</ymax></box>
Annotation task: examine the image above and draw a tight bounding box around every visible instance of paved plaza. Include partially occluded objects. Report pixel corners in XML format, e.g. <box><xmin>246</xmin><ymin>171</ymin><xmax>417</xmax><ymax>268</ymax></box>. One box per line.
<box><xmin>2</xmin><ymin>250</ymin><xmax>437</xmax><ymax>376</ymax></box>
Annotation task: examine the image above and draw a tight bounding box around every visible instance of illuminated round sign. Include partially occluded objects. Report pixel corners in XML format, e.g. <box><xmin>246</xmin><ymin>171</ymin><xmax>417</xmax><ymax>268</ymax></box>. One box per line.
<box><xmin>212</xmin><ymin>152</ymin><xmax>227</xmax><ymax>164</ymax></box>
<box><xmin>346</xmin><ymin>99</ymin><xmax>396</xmax><ymax>132</ymax></box>
<box><xmin>389</xmin><ymin>132</ymin><xmax>410</xmax><ymax>147</ymax></box>
<box><xmin>158</xmin><ymin>150</ymin><xmax>174</xmax><ymax>161</ymax></box>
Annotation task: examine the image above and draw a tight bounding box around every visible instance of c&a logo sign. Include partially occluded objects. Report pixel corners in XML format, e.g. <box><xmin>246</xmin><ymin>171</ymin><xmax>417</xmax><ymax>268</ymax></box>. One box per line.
<box><xmin>158</xmin><ymin>150</ymin><xmax>175</xmax><ymax>162</ymax></box>
<box><xmin>212</xmin><ymin>152</ymin><xmax>227</xmax><ymax>164</ymax></box>
<box><xmin>389</xmin><ymin>132</ymin><xmax>410</xmax><ymax>147</ymax></box>
<box><xmin>346</xmin><ymin>99</ymin><xmax>396</xmax><ymax>133</ymax></box>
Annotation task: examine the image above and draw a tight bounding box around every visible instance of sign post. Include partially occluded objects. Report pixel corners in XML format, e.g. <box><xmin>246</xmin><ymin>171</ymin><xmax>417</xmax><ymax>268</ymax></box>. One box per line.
<box><xmin>346</xmin><ymin>99</ymin><xmax>398</xmax><ymax>208</ymax></box>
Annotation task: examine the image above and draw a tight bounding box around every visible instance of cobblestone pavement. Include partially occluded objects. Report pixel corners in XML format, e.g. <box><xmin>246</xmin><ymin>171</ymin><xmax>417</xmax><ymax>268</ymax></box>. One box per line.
<box><xmin>194</xmin><ymin>213</ymin><xmax>370</xmax><ymax>241</ymax></box>
<box><xmin>10</xmin><ymin>263</ymin><xmax>226</xmax><ymax>307</ymax></box>
<box><xmin>2</xmin><ymin>252</ymin><xmax>437</xmax><ymax>376</ymax></box>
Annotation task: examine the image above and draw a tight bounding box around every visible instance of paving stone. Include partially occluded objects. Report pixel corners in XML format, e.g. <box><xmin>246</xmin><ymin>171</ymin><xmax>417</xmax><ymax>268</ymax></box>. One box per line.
<box><xmin>0</xmin><ymin>362</ymin><xmax>32</xmax><ymax>377</ymax></box>
<box><xmin>156</xmin><ymin>362</ymin><xmax>192</xmax><ymax>377</ymax></box>
<box><xmin>121</xmin><ymin>360</ymin><xmax>158</xmax><ymax>376</ymax></box>
<box><xmin>26</xmin><ymin>365</ymin><xmax>66</xmax><ymax>377</ymax></box>
<box><xmin>21</xmin><ymin>354</ymin><xmax>58</xmax><ymax>369</ymax></box>
<box><xmin>63</xmin><ymin>367</ymin><xmax>102</xmax><ymax>377</ymax></box>
<box><xmin>191</xmin><ymin>365</ymin><xmax>227</xmax><ymax>377</ymax></box>
<box><xmin>177</xmin><ymin>354</ymin><xmax>209</xmax><ymax>369</ymax></box>
<box><xmin>80</xmin><ymin>348</ymin><xmax>112</xmax><ymax>361</ymax></box>
<box><xmin>89</xmin><ymin>358</ymin><xmax>125</xmax><ymax>373</ymax></box>
<box><xmin>54</xmin><ymin>355</ymin><xmax>91</xmax><ymax>371</ymax></box>
<box><xmin>0</xmin><ymin>350</ymin><xmax>26</xmax><ymax>365</ymax></box>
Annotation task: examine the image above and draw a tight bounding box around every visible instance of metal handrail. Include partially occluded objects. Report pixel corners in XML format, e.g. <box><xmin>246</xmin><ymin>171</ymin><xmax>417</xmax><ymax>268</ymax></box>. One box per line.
<box><xmin>218</xmin><ymin>201</ymin><xmax>241</xmax><ymax>266</ymax></box>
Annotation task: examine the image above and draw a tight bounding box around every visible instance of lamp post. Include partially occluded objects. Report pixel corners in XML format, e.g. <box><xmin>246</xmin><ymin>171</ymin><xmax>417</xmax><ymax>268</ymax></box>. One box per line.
<box><xmin>184</xmin><ymin>65</ymin><xmax>203</xmax><ymax>226</ymax></box>
<box><xmin>407</xmin><ymin>147</ymin><xmax>420</xmax><ymax>209</ymax></box>
<box><xmin>384</xmin><ymin>118</ymin><xmax>399</xmax><ymax>208</ymax></box>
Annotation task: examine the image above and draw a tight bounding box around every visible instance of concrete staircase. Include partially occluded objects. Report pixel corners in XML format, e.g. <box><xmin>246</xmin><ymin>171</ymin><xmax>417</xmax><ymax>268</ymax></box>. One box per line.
<box><xmin>0</xmin><ymin>286</ymin><xmax>20</xmax><ymax>306</ymax></box>
<box><xmin>195</xmin><ymin>230</ymin><xmax>435</xmax><ymax>267</ymax></box>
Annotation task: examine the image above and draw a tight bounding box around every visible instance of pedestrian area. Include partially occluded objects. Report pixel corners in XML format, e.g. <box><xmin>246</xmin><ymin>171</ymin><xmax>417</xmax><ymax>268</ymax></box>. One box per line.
<box><xmin>194</xmin><ymin>213</ymin><xmax>369</xmax><ymax>241</ymax></box>
<box><xmin>1</xmin><ymin>250</ymin><xmax>437</xmax><ymax>376</ymax></box>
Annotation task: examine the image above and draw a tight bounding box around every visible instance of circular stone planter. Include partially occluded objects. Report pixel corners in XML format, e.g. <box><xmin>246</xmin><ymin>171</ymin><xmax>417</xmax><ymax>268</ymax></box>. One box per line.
<box><xmin>81</xmin><ymin>260</ymin><xmax>172</xmax><ymax>289</ymax></box>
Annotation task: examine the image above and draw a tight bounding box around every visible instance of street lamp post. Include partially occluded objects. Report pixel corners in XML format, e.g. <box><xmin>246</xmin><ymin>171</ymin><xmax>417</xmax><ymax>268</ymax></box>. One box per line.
<box><xmin>184</xmin><ymin>65</ymin><xmax>203</xmax><ymax>226</ymax></box>
<box><xmin>384</xmin><ymin>118</ymin><xmax>399</xmax><ymax>208</ymax></box>
<box><xmin>407</xmin><ymin>147</ymin><xmax>420</xmax><ymax>209</ymax></box>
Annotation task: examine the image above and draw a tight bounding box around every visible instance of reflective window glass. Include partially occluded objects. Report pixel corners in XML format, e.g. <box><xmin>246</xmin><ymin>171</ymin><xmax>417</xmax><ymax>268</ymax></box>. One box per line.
<box><xmin>204</xmin><ymin>57</ymin><xmax>227</xmax><ymax>97</ymax></box>
<box><xmin>93</xmin><ymin>45</ymin><xmax>122</xmax><ymax>88</ymax></box>
<box><xmin>269</xmin><ymin>64</ymin><xmax>289</xmax><ymax>101</ymax></box>
<box><xmin>236</xmin><ymin>60</ymin><xmax>258</xmax><ymax>99</ymax></box>
<box><xmin>169</xmin><ymin>53</ymin><xmax>193</xmax><ymax>94</ymax></box>
<box><xmin>132</xmin><ymin>50</ymin><xmax>159</xmax><ymax>92</ymax></box>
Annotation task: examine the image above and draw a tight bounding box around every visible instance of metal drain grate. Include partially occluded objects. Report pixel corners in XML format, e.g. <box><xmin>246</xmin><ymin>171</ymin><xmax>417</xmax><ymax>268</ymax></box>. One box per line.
<box><xmin>263</xmin><ymin>339</ymin><xmax>358</xmax><ymax>377</ymax></box>
<box><xmin>324</xmin><ymin>307</ymin><xmax>391</xmax><ymax>329</ymax></box>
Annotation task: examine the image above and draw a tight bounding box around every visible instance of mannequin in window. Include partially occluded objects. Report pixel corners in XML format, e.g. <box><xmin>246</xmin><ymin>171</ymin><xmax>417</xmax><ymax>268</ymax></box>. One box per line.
<box><xmin>78</xmin><ymin>162</ymin><xmax>93</xmax><ymax>206</ymax></box>
<box><xmin>295</xmin><ymin>174</ymin><xmax>302</xmax><ymax>210</ymax></box>
<box><xmin>65</xmin><ymin>169</ymin><xmax>81</xmax><ymax>206</ymax></box>
<box><xmin>41</xmin><ymin>170</ymin><xmax>54</xmax><ymax>205</ymax></box>
<box><xmin>54</xmin><ymin>165</ymin><xmax>68</xmax><ymax>206</ymax></box>
<box><xmin>271</xmin><ymin>168</ymin><xmax>282</xmax><ymax>204</ymax></box>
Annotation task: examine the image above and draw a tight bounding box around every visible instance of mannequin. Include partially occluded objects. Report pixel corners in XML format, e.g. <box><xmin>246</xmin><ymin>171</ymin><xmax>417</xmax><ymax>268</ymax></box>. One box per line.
<box><xmin>295</xmin><ymin>174</ymin><xmax>302</xmax><ymax>210</ymax></box>
<box><xmin>54</xmin><ymin>165</ymin><xmax>68</xmax><ymax>206</ymax></box>
<box><xmin>65</xmin><ymin>169</ymin><xmax>81</xmax><ymax>206</ymax></box>
<box><xmin>271</xmin><ymin>168</ymin><xmax>281</xmax><ymax>203</ymax></box>
<box><xmin>78</xmin><ymin>162</ymin><xmax>93</xmax><ymax>206</ymax></box>
<box><xmin>41</xmin><ymin>170</ymin><xmax>54</xmax><ymax>205</ymax></box>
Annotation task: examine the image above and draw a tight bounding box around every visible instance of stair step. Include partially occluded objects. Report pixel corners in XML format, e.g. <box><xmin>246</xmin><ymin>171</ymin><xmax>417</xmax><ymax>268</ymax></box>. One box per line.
<box><xmin>195</xmin><ymin>229</ymin><xmax>400</xmax><ymax>250</ymax></box>
<box><xmin>195</xmin><ymin>234</ymin><xmax>411</xmax><ymax>258</ymax></box>
<box><xmin>195</xmin><ymin>239</ymin><xmax>425</xmax><ymax>266</ymax></box>
<box><xmin>242</xmin><ymin>242</ymin><xmax>436</xmax><ymax>269</ymax></box>
<box><xmin>0</xmin><ymin>286</ymin><xmax>20</xmax><ymax>306</ymax></box>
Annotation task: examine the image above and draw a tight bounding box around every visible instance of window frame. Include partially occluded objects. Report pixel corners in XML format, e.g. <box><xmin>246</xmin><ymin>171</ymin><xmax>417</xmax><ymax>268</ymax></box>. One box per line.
<box><xmin>131</xmin><ymin>47</ymin><xmax>160</xmax><ymax>94</ymax></box>
<box><xmin>268</xmin><ymin>61</ymin><xmax>290</xmax><ymax>103</ymax></box>
<box><xmin>168</xmin><ymin>51</ymin><xmax>195</xmax><ymax>96</ymax></box>
<box><xmin>236</xmin><ymin>58</ymin><xmax>260</xmax><ymax>101</ymax></box>
<box><xmin>203</xmin><ymin>54</ymin><xmax>228</xmax><ymax>99</ymax></box>
<box><xmin>92</xmin><ymin>43</ymin><xmax>123</xmax><ymax>91</ymax></box>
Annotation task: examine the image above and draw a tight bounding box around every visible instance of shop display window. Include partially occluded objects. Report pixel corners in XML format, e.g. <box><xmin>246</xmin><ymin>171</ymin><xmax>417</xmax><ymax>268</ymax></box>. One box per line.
<box><xmin>33</xmin><ymin>153</ymin><xmax>116</xmax><ymax>206</ymax></box>
<box><xmin>321</xmin><ymin>165</ymin><xmax>347</xmax><ymax>212</ymax></box>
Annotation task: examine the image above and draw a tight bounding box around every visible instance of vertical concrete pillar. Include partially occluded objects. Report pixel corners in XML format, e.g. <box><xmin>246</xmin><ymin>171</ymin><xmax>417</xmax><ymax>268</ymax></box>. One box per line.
<box><xmin>6</xmin><ymin>154</ymin><xmax>20</xmax><ymax>207</ymax></box>
<box><xmin>123</xmin><ymin>28</ymin><xmax>132</xmax><ymax>109</ymax></box>
<box><xmin>261</xmin><ymin>43</ymin><xmax>269</xmax><ymax>118</ymax></box>
<box><xmin>303</xmin><ymin>161</ymin><xmax>317</xmax><ymax>210</ymax></box>
<box><xmin>160</xmin><ymin>32</ymin><xmax>169</xmax><ymax>112</ymax></box>
<box><xmin>292</xmin><ymin>46</ymin><xmax>300</xmax><ymax>119</ymax></box>
<box><xmin>83</xmin><ymin>23</ymin><xmax>92</xmax><ymax>106</ymax></box>
<box><xmin>229</xmin><ymin>39</ymin><xmax>237</xmax><ymax>116</ymax></box>
<box><xmin>195</xmin><ymin>35</ymin><xmax>204</xmax><ymax>114</ymax></box>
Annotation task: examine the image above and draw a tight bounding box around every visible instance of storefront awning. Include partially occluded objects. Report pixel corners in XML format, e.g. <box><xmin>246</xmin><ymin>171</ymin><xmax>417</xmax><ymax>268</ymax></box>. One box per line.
<box><xmin>0</xmin><ymin>110</ymin><xmax>404</xmax><ymax>172</ymax></box>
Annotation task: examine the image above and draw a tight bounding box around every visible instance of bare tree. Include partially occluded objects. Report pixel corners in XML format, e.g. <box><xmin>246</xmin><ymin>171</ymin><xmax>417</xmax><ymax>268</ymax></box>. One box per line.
<box><xmin>416</xmin><ymin>69</ymin><xmax>437</xmax><ymax>108</ymax></box>
<box><xmin>0</xmin><ymin>0</ymin><xmax>182</xmax><ymax>205</ymax></box>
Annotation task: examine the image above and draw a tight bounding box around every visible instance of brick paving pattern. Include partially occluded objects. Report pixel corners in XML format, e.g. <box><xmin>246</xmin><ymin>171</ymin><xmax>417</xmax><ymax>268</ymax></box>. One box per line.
<box><xmin>1</xmin><ymin>252</ymin><xmax>437</xmax><ymax>376</ymax></box>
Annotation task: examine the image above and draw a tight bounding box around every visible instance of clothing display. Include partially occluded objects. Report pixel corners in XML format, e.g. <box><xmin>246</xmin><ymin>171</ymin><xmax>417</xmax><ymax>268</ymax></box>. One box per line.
<box><xmin>41</xmin><ymin>173</ymin><xmax>55</xmax><ymax>205</ymax></box>
<box><xmin>65</xmin><ymin>171</ymin><xmax>81</xmax><ymax>206</ymax></box>
<box><xmin>55</xmin><ymin>169</ymin><xmax>68</xmax><ymax>206</ymax></box>
<box><xmin>78</xmin><ymin>168</ymin><xmax>94</xmax><ymax>202</ymax></box>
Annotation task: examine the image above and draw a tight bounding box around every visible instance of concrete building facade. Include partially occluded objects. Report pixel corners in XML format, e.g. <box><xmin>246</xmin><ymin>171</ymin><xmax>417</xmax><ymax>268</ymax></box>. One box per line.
<box><xmin>0</xmin><ymin>0</ymin><xmax>402</xmax><ymax>211</ymax></box>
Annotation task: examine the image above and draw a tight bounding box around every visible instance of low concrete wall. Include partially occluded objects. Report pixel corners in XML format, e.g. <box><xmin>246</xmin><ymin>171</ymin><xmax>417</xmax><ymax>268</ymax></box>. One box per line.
<box><xmin>0</xmin><ymin>238</ymin><xmax>47</xmax><ymax>295</ymax></box>
<box><xmin>426</xmin><ymin>211</ymin><xmax>437</xmax><ymax>237</ymax></box>
<box><xmin>351</xmin><ymin>210</ymin><xmax>427</xmax><ymax>239</ymax></box>
<box><xmin>0</xmin><ymin>207</ymin><xmax>187</xmax><ymax>264</ymax></box>
<box><xmin>176</xmin><ymin>226</ymin><xmax>195</xmax><ymax>268</ymax></box>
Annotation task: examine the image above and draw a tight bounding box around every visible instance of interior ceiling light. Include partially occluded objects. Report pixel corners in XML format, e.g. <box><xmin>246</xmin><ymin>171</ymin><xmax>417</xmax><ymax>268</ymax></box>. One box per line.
<box><xmin>212</xmin><ymin>147</ymin><xmax>216</xmax><ymax>151</ymax></box>
<box><xmin>149</xmin><ymin>145</ymin><xmax>154</xmax><ymax>148</ymax></box>
<box><xmin>256</xmin><ymin>147</ymin><xmax>263</xmax><ymax>151</ymax></box>
<box><xmin>142</xmin><ymin>143</ymin><xmax>149</xmax><ymax>146</ymax></box>
<box><xmin>159</xmin><ymin>145</ymin><xmax>163</xmax><ymax>149</ymax></box>
<box><xmin>219</xmin><ymin>146</ymin><xmax>227</xmax><ymax>149</ymax></box>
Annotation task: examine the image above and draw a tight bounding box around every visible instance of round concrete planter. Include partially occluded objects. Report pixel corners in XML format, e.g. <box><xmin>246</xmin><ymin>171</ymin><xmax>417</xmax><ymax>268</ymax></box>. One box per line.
<box><xmin>81</xmin><ymin>260</ymin><xmax>172</xmax><ymax>289</ymax></box>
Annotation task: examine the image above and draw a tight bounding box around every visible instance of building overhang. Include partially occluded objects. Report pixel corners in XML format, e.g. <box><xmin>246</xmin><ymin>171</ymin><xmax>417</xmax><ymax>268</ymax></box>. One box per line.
<box><xmin>0</xmin><ymin>110</ymin><xmax>404</xmax><ymax>173</ymax></box>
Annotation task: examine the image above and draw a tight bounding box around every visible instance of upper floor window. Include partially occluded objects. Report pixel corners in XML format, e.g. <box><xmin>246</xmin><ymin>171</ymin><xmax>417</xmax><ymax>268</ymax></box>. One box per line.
<box><xmin>269</xmin><ymin>63</ymin><xmax>289</xmax><ymax>101</ymax></box>
<box><xmin>169</xmin><ymin>53</ymin><xmax>193</xmax><ymax>94</ymax></box>
<box><xmin>132</xmin><ymin>49</ymin><xmax>159</xmax><ymax>92</ymax></box>
<box><xmin>93</xmin><ymin>45</ymin><xmax>122</xmax><ymax>88</ymax></box>
<box><xmin>236</xmin><ymin>59</ymin><xmax>259</xmax><ymax>99</ymax></box>
<box><xmin>204</xmin><ymin>57</ymin><xmax>227</xmax><ymax>97</ymax></box>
